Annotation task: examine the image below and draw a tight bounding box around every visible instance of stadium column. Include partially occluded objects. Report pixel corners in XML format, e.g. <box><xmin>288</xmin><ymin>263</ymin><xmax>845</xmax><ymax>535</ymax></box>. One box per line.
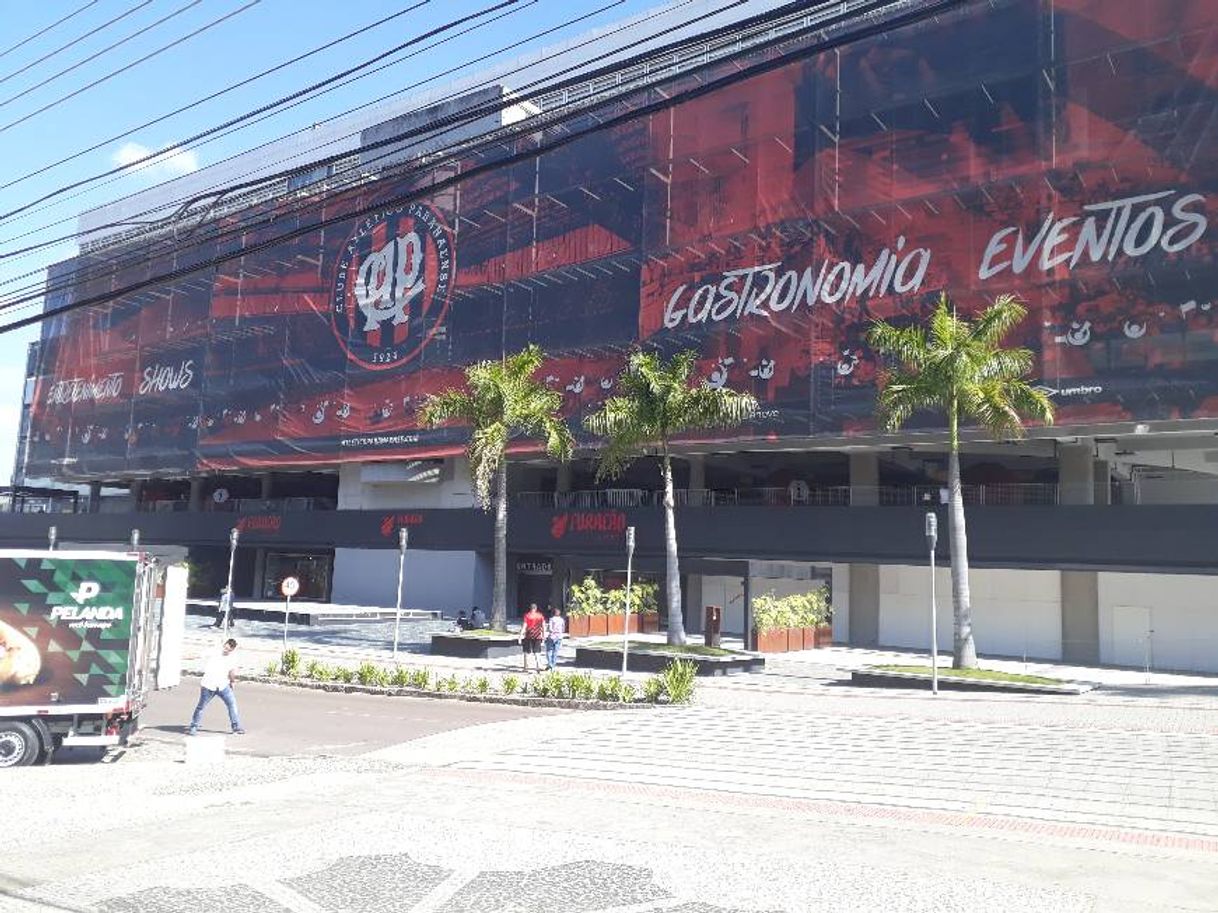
<box><xmin>683</xmin><ymin>456</ymin><xmax>706</xmax><ymax>635</ymax></box>
<box><xmin>88</xmin><ymin>481</ymin><xmax>101</xmax><ymax>514</ymax></box>
<box><xmin>188</xmin><ymin>477</ymin><xmax>204</xmax><ymax>512</ymax></box>
<box><xmin>548</xmin><ymin>461</ymin><xmax>574</xmax><ymax>611</ymax></box>
<box><xmin>129</xmin><ymin>479</ymin><xmax>143</xmax><ymax>511</ymax></box>
<box><xmin>1059</xmin><ymin>440</ymin><xmax>1101</xmax><ymax>664</ymax></box>
<box><xmin>686</xmin><ymin>455</ymin><xmax>705</xmax><ymax>500</ymax></box>
<box><xmin>847</xmin><ymin>451</ymin><xmax>880</xmax><ymax>647</ymax></box>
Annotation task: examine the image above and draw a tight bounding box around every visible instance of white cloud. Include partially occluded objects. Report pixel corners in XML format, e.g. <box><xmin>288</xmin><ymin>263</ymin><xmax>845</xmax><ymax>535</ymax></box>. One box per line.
<box><xmin>111</xmin><ymin>141</ymin><xmax>199</xmax><ymax>178</ymax></box>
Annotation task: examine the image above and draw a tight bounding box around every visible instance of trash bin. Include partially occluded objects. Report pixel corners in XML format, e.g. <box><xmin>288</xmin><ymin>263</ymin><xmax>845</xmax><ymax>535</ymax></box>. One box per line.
<box><xmin>704</xmin><ymin>605</ymin><xmax>722</xmax><ymax>648</ymax></box>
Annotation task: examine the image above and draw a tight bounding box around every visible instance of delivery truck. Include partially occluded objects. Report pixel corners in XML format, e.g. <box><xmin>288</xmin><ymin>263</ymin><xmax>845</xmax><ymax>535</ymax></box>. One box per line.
<box><xmin>0</xmin><ymin>550</ymin><xmax>184</xmax><ymax>768</ymax></box>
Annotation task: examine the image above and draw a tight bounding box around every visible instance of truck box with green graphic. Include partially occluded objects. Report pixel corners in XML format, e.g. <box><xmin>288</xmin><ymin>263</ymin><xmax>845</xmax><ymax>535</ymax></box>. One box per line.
<box><xmin>0</xmin><ymin>551</ymin><xmax>176</xmax><ymax>768</ymax></box>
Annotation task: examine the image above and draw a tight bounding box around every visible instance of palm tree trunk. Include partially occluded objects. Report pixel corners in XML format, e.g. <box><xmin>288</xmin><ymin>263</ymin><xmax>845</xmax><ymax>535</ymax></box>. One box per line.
<box><xmin>947</xmin><ymin>419</ymin><xmax>977</xmax><ymax>668</ymax></box>
<box><xmin>492</xmin><ymin>462</ymin><xmax>508</xmax><ymax>632</ymax></box>
<box><xmin>661</xmin><ymin>450</ymin><xmax>686</xmax><ymax>645</ymax></box>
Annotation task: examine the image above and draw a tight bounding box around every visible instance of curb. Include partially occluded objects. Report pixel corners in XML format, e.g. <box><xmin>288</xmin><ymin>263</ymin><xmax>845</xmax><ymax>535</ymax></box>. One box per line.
<box><xmin>186</xmin><ymin>669</ymin><xmax>661</xmax><ymax>711</ymax></box>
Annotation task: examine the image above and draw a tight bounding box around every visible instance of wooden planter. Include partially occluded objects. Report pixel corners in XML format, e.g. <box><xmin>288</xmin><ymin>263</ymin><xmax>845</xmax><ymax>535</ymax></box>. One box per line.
<box><xmin>755</xmin><ymin>628</ymin><xmax>788</xmax><ymax>653</ymax></box>
<box><xmin>640</xmin><ymin>611</ymin><xmax>660</xmax><ymax>634</ymax></box>
<box><xmin>815</xmin><ymin>623</ymin><xmax>833</xmax><ymax>647</ymax></box>
<box><xmin>567</xmin><ymin>615</ymin><xmax>590</xmax><ymax>638</ymax></box>
<box><xmin>800</xmin><ymin>627</ymin><xmax>816</xmax><ymax>651</ymax></box>
<box><xmin>588</xmin><ymin>614</ymin><xmax>610</xmax><ymax>637</ymax></box>
<box><xmin>606</xmin><ymin>614</ymin><xmax>640</xmax><ymax>635</ymax></box>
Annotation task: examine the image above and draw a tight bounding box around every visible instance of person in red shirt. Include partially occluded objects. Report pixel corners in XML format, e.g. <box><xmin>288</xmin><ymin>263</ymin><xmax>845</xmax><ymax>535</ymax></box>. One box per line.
<box><xmin>519</xmin><ymin>603</ymin><xmax>546</xmax><ymax>673</ymax></box>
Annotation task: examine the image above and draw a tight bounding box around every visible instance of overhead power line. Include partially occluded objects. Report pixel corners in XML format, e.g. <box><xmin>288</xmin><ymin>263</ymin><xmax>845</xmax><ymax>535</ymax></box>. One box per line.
<box><xmin>0</xmin><ymin>0</ymin><xmax>522</xmax><ymax>222</ymax></box>
<box><xmin>0</xmin><ymin>2</ymin><xmax>99</xmax><ymax>62</ymax></box>
<box><xmin>0</xmin><ymin>0</ymin><xmax>721</xmax><ymax>284</ymax></box>
<box><xmin>0</xmin><ymin>0</ymin><xmax>262</xmax><ymax>138</ymax></box>
<box><xmin>0</xmin><ymin>1</ymin><xmax>118</xmax><ymax>75</ymax></box>
<box><xmin>0</xmin><ymin>0</ymin><xmax>202</xmax><ymax>108</ymax></box>
<box><xmin>0</xmin><ymin>0</ymin><xmax>805</xmax><ymax>307</ymax></box>
<box><xmin>0</xmin><ymin>0</ymin><xmax>436</xmax><ymax>193</ymax></box>
<box><xmin>0</xmin><ymin>0</ymin><xmax>952</xmax><ymax>334</ymax></box>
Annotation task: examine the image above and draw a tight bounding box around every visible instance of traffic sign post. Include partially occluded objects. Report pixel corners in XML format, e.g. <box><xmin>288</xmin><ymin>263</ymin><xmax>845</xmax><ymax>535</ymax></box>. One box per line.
<box><xmin>392</xmin><ymin>527</ymin><xmax>409</xmax><ymax>661</ymax></box>
<box><xmin>621</xmin><ymin>526</ymin><xmax>636</xmax><ymax>676</ymax></box>
<box><xmin>280</xmin><ymin>575</ymin><xmax>300</xmax><ymax>655</ymax></box>
<box><xmin>924</xmin><ymin>513</ymin><xmax>939</xmax><ymax>696</ymax></box>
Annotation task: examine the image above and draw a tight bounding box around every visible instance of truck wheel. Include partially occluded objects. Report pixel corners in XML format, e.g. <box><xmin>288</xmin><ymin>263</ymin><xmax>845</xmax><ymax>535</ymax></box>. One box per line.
<box><xmin>0</xmin><ymin>721</ymin><xmax>40</xmax><ymax>768</ymax></box>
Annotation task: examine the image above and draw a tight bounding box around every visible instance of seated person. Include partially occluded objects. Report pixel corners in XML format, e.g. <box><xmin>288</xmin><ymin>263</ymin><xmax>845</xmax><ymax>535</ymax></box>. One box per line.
<box><xmin>456</xmin><ymin>610</ymin><xmax>470</xmax><ymax>631</ymax></box>
<box><xmin>470</xmin><ymin>606</ymin><xmax>485</xmax><ymax>629</ymax></box>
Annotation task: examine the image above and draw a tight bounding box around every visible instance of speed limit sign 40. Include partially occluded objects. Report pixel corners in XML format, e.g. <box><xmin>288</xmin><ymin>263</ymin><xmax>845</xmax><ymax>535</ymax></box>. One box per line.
<box><xmin>280</xmin><ymin>576</ymin><xmax>300</xmax><ymax>598</ymax></box>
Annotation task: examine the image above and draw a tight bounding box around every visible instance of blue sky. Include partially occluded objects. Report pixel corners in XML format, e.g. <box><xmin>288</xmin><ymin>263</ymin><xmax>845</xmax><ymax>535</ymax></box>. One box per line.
<box><xmin>0</xmin><ymin>0</ymin><xmax>673</xmax><ymax>484</ymax></box>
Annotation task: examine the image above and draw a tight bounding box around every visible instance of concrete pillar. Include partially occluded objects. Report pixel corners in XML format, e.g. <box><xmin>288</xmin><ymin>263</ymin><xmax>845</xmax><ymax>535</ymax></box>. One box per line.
<box><xmin>849</xmin><ymin>452</ymin><xmax>879</xmax><ymax>506</ymax></box>
<box><xmin>188</xmin><ymin>477</ymin><xmax>204</xmax><ymax>512</ymax></box>
<box><xmin>742</xmin><ymin>573</ymin><xmax>752</xmax><ymax>650</ymax></box>
<box><xmin>253</xmin><ymin>548</ymin><xmax>268</xmax><ymax>600</ymax></box>
<box><xmin>1060</xmin><ymin>570</ymin><xmax>1100</xmax><ymax>664</ymax></box>
<box><xmin>550</xmin><ymin>463</ymin><xmax>573</xmax><ymax>608</ymax></box>
<box><xmin>1058</xmin><ymin>440</ymin><xmax>1094</xmax><ymax>505</ymax></box>
<box><xmin>848</xmin><ymin>563</ymin><xmax>880</xmax><ymax>646</ymax></box>
<box><xmin>129</xmin><ymin>480</ymin><xmax>144</xmax><ymax>511</ymax></box>
<box><xmin>260</xmin><ymin>474</ymin><xmax>274</xmax><ymax>500</ymax></box>
<box><xmin>1093</xmin><ymin>458</ymin><xmax>1112</xmax><ymax>506</ymax></box>
<box><xmin>685</xmin><ymin>573</ymin><xmax>704</xmax><ymax>635</ymax></box>
<box><xmin>88</xmin><ymin>481</ymin><xmax>101</xmax><ymax>514</ymax></box>
<box><xmin>687</xmin><ymin>455</ymin><xmax>706</xmax><ymax>496</ymax></box>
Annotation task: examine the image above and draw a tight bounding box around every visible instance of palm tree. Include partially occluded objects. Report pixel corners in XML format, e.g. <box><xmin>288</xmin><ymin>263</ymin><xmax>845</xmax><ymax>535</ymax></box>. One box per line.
<box><xmin>584</xmin><ymin>350</ymin><xmax>757</xmax><ymax>645</ymax></box>
<box><xmin>419</xmin><ymin>344</ymin><xmax>573</xmax><ymax>632</ymax></box>
<box><xmin>866</xmin><ymin>293</ymin><xmax>1054</xmax><ymax>668</ymax></box>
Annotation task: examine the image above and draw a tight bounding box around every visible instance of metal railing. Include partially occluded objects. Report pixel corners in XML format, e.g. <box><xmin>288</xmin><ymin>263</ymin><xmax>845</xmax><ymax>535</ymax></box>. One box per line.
<box><xmin>141</xmin><ymin>496</ymin><xmax>337</xmax><ymax>514</ymax></box>
<box><xmin>513</xmin><ymin>482</ymin><xmax>1113</xmax><ymax>509</ymax></box>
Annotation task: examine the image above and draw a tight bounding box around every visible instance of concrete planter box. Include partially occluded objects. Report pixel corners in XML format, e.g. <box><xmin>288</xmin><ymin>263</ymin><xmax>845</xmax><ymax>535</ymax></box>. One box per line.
<box><xmin>850</xmin><ymin>668</ymin><xmax>1093</xmax><ymax>695</ymax></box>
<box><xmin>575</xmin><ymin>645</ymin><xmax>765</xmax><ymax>676</ymax></box>
<box><xmin>430</xmin><ymin>633</ymin><xmax>521</xmax><ymax>659</ymax></box>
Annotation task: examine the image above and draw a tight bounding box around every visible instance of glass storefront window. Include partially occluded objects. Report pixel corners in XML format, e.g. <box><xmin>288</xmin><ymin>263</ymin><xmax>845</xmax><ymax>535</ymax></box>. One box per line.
<box><xmin>262</xmin><ymin>552</ymin><xmax>332</xmax><ymax>601</ymax></box>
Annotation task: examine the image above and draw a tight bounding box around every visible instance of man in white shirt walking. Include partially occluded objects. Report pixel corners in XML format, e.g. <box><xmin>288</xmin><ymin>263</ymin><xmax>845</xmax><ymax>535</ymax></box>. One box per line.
<box><xmin>188</xmin><ymin>638</ymin><xmax>245</xmax><ymax>735</ymax></box>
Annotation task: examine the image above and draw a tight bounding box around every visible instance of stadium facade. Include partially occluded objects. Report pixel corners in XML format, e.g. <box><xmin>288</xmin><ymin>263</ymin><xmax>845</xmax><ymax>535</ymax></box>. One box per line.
<box><xmin>11</xmin><ymin>0</ymin><xmax>1218</xmax><ymax>671</ymax></box>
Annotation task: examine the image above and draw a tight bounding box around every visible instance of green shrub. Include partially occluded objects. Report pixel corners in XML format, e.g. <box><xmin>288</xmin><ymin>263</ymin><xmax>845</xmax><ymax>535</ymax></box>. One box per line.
<box><xmin>280</xmin><ymin>648</ymin><xmax>302</xmax><ymax>677</ymax></box>
<box><xmin>595</xmin><ymin>675</ymin><xmax>623</xmax><ymax>702</ymax></box>
<box><xmin>566</xmin><ymin>671</ymin><xmax>596</xmax><ymax>700</ymax></box>
<box><xmin>660</xmin><ymin>659</ymin><xmax>697</xmax><ymax>704</ymax></box>
<box><xmin>410</xmin><ymin>668</ymin><xmax>431</xmax><ymax>690</ymax></box>
<box><xmin>389</xmin><ymin>666</ymin><xmax>412</xmax><ymax>687</ymax></box>
<box><xmin>642</xmin><ymin>676</ymin><xmax>664</xmax><ymax>703</ymax></box>
<box><xmin>332</xmin><ymin>666</ymin><xmax>355</xmax><ymax>684</ymax></box>
<box><xmin>474</xmin><ymin>675</ymin><xmax>491</xmax><ymax>694</ymax></box>
<box><xmin>305</xmin><ymin>660</ymin><xmax>330</xmax><ymax>681</ymax></box>
<box><xmin>531</xmin><ymin>669</ymin><xmax>566</xmax><ymax>698</ymax></box>
<box><xmin>753</xmin><ymin>586</ymin><xmax>831</xmax><ymax>631</ymax></box>
<box><xmin>264</xmin><ymin>658</ymin><xmax>280</xmax><ymax>676</ymax></box>
<box><xmin>501</xmin><ymin>674</ymin><xmax>520</xmax><ymax>695</ymax></box>
<box><xmin>619</xmin><ymin>681</ymin><xmax>637</xmax><ymax>703</ymax></box>
<box><xmin>567</xmin><ymin>576</ymin><xmax>606</xmax><ymax>616</ymax></box>
<box><xmin>439</xmin><ymin>673</ymin><xmax>460</xmax><ymax>693</ymax></box>
<box><xmin>355</xmin><ymin>662</ymin><xmax>389</xmax><ymax>687</ymax></box>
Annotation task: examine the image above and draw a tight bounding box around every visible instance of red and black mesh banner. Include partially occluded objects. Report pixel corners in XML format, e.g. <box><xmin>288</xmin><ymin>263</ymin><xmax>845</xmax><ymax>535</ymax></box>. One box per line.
<box><xmin>26</xmin><ymin>0</ymin><xmax>1218</xmax><ymax>478</ymax></box>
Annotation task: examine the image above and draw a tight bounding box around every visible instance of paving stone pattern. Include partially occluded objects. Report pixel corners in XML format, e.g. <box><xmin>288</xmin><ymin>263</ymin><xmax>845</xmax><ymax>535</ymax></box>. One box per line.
<box><xmin>99</xmin><ymin>886</ymin><xmax>293</xmax><ymax>913</ymax></box>
<box><xmin>285</xmin><ymin>854</ymin><xmax>451</xmax><ymax>911</ymax></box>
<box><xmin>437</xmin><ymin>862</ymin><xmax>671</xmax><ymax>912</ymax></box>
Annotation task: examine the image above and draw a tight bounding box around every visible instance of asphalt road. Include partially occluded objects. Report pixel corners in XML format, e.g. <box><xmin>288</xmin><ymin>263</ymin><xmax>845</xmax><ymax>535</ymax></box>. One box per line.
<box><xmin>132</xmin><ymin>676</ymin><xmax>563</xmax><ymax>759</ymax></box>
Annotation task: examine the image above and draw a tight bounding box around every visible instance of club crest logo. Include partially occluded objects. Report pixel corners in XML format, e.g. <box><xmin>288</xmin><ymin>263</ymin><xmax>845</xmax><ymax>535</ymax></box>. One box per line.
<box><xmin>331</xmin><ymin>203</ymin><xmax>454</xmax><ymax>370</ymax></box>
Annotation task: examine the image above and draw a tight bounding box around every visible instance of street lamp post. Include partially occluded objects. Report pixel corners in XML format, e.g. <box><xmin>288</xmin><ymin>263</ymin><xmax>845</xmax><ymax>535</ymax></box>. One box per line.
<box><xmin>925</xmin><ymin>511</ymin><xmax>939</xmax><ymax>696</ymax></box>
<box><xmin>392</xmin><ymin>527</ymin><xmax>409</xmax><ymax>661</ymax></box>
<box><xmin>621</xmin><ymin>526</ymin><xmax>635</xmax><ymax>676</ymax></box>
<box><xmin>222</xmin><ymin>527</ymin><xmax>239</xmax><ymax>635</ymax></box>
<box><xmin>47</xmin><ymin>525</ymin><xmax>57</xmax><ymax>552</ymax></box>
